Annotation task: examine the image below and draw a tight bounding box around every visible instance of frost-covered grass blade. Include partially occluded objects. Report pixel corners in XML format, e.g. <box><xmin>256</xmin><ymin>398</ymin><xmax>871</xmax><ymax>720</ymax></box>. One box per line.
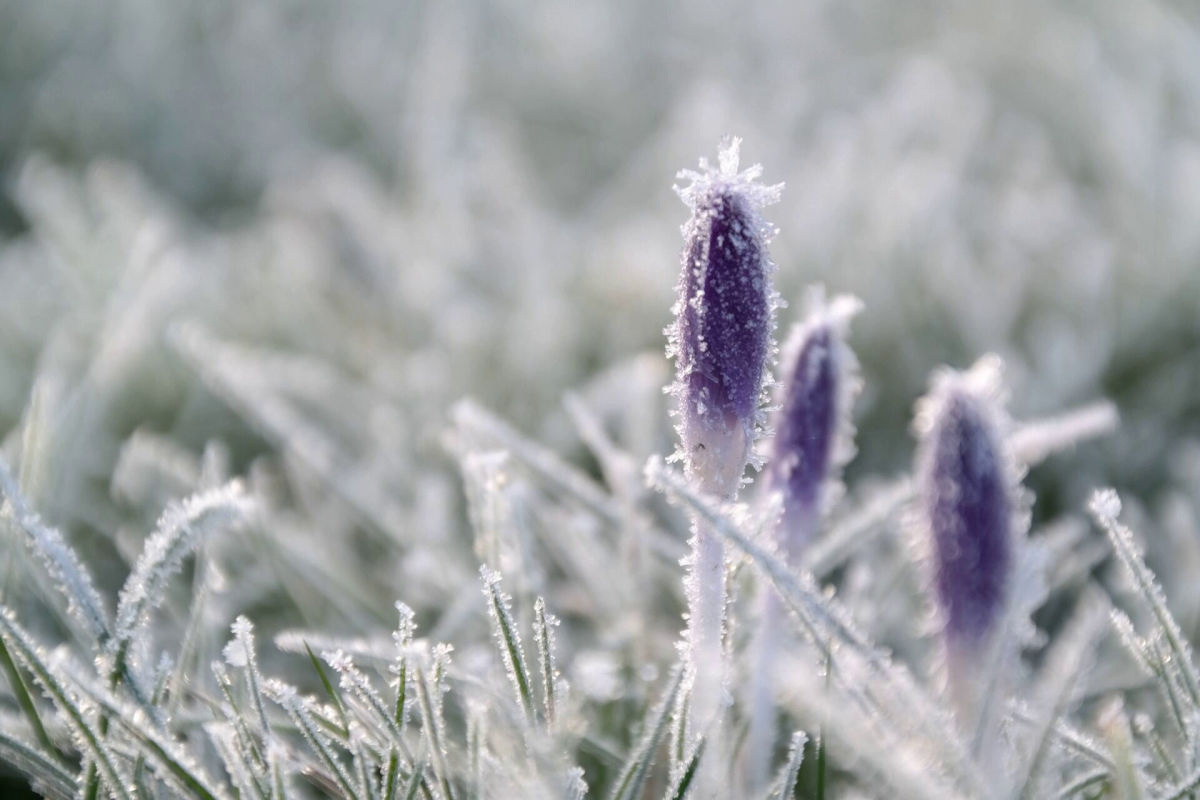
<box><xmin>0</xmin><ymin>607</ymin><xmax>131</xmax><ymax>800</ymax></box>
<box><xmin>0</xmin><ymin>460</ymin><xmax>111</xmax><ymax>644</ymax></box>
<box><xmin>480</xmin><ymin>566</ymin><xmax>536</xmax><ymax>727</ymax></box>
<box><xmin>609</xmin><ymin>664</ymin><xmax>685</xmax><ymax>800</ymax></box>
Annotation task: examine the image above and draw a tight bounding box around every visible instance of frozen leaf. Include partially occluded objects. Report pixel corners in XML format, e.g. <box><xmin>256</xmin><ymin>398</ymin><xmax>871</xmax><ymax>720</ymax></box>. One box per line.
<box><xmin>0</xmin><ymin>459</ymin><xmax>111</xmax><ymax>644</ymax></box>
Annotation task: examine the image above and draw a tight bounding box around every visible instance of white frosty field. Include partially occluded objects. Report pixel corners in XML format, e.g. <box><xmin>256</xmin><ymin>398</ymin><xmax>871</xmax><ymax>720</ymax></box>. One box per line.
<box><xmin>2</xmin><ymin>1</ymin><xmax>1200</xmax><ymax>798</ymax></box>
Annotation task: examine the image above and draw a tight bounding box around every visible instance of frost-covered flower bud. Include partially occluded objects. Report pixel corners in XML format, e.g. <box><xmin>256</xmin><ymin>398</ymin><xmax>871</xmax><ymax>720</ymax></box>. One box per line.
<box><xmin>767</xmin><ymin>291</ymin><xmax>861</xmax><ymax>562</ymax></box>
<box><xmin>746</xmin><ymin>291</ymin><xmax>860</xmax><ymax>791</ymax></box>
<box><xmin>669</xmin><ymin>138</ymin><xmax>782</xmax><ymax>498</ymax></box>
<box><xmin>668</xmin><ymin>140</ymin><xmax>782</xmax><ymax>780</ymax></box>
<box><xmin>915</xmin><ymin>356</ymin><xmax>1018</xmax><ymax>656</ymax></box>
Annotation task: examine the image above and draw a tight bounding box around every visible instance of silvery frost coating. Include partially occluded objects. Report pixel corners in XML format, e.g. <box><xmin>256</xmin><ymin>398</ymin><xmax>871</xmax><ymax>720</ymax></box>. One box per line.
<box><xmin>915</xmin><ymin>357</ymin><xmax>1019</xmax><ymax>653</ymax></box>
<box><xmin>767</xmin><ymin>291</ymin><xmax>862</xmax><ymax>561</ymax></box>
<box><xmin>668</xmin><ymin>138</ymin><xmax>783</xmax><ymax>497</ymax></box>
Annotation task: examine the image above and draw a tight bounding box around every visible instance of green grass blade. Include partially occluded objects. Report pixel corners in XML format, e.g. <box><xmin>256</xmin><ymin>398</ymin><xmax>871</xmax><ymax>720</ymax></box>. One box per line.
<box><xmin>265</xmin><ymin>679</ymin><xmax>361</xmax><ymax>800</ymax></box>
<box><xmin>0</xmin><ymin>630</ymin><xmax>61</xmax><ymax>763</ymax></box>
<box><xmin>69</xmin><ymin>673</ymin><xmax>233</xmax><ymax>800</ymax></box>
<box><xmin>304</xmin><ymin>641</ymin><xmax>348</xmax><ymax>735</ymax></box>
<box><xmin>414</xmin><ymin>668</ymin><xmax>455</xmax><ymax>800</ymax></box>
<box><xmin>664</xmin><ymin>738</ymin><xmax>704</xmax><ymax>800</ymax></box>
<box><xmin>0</xmin><ymin>607</ymin><xmax>131</xmax><ymax>800</ymax></box>
<box><xmin>480</xmin><ymin>567</ymin><xmax>535</xmax><ymax>725</ymax></box>
<box><xmin>0</xmin><ymin>726</ymin><xmax>76</xmax><ymax>800</ymax></box>
<box><xmin>0</xmin><ymin>461</ymin><xmax>111</xmax><ymax>644</ymax></box>
<box><xmin>609</xmin><ymin>664</ymin><xmax>685</xmax><ymax>800</ymax></box>
<box><xmin>533</xmin><ymin>596</ymin><xmax>557</xmax><ymax>728</ymax></box>
<box><xmin>766</xmin><ymin>732</ymin><xmax>807</xmax><ymax>800</ymax></box>
<box><xmin>402</xmin><ymin>761</ymin><xmax>427</xmax><ymax>800</ymax></box>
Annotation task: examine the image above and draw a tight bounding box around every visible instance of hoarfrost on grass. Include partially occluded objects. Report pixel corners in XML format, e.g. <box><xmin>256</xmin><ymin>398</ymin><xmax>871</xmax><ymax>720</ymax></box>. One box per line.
<box><xmin>0</xmin><ymin>33</ymin><xmax>1198</xmax><ymax>793</ymax></box>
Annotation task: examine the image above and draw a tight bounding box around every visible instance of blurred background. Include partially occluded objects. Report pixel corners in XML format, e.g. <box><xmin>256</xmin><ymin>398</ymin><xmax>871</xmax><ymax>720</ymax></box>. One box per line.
<box><xmin>2</xmin><ymin>0</ymin><xmax>1200</xmax><ymax>600</ymax></box>
<box><xmin>3</xmin><ymin>0</ymin><xmax>1200</xmax><ymax>794</ymax></box>
<box><xmin>4</xmin><ymin>0</ymin><xmax>1200</xmax><ymax>496</ymax></box>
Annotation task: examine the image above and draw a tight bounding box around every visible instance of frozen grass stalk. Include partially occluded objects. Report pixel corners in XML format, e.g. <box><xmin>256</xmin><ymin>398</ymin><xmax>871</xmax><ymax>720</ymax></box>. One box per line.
<box><xmin>667</xmin><ymin>137</ymin><xmax>781</xmax><ymax>780</ymax></box>
<box><xmin>914</xmin><ymin>356</ymin><xmax>1023</xmax><ymax>724</ymax></box>
<box><xmin>746</xmin><ymin>290</ymin><xmax>859</xmax><ymax>791</ymax></box>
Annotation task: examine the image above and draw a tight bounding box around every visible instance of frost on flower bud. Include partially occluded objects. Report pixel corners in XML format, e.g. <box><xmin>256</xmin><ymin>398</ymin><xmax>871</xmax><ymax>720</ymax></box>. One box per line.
<box><xmin>668</xmin><ymin>137</ymin><xmax>782</xmax><ymax>497</ymax></box>
<box><xmin>915</xmin><ymin>356</ymin><xmax>1020</xmax><ymax>657</ymax></box>
<box><xmin>767</xmin><ymin>290</ymin><xmax>861</xmax><ymax>561</ymax></box>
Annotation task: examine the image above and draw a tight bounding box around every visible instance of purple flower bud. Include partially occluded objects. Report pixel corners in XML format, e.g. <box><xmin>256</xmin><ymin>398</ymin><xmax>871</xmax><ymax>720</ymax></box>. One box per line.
<box><xmin>668</xmin><ymin>138</ymin><xmax>782</xmax><ymax>497</ymax></box>
<box><xmin>667</xmin><ymin>140</ymin><xmax>782</xmax><ymax>762</ymax></box>
<box><xmin>767</xmin><ymin>292</ymin><xmax>861</xmax><ymax>561</ymax></box>
<box><xmin>746</xmin><ymin>293</ymin><xmax>859</xmax><ymax>787</ymax></box>
<box><xmin>772</xmin><ymin>326</ymin><xmax>835</xmax><ymax>506</ymax></box>
<box><xmin>915</xmin><ymin>357</ymin><xmax>1017</xmax><ymax>652</ymax></box>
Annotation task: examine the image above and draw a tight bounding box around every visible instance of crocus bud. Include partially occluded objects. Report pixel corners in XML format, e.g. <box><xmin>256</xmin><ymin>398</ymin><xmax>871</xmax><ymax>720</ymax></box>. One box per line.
<box><xmin>746</xmin><ymin>292</ymin><xmax>859</xmax><ymax>791</ymax></box>
<box><xmin>914</xmin><ymin>357</ymin><xmax>1020</xmax><ymax>669</ymax></box>
<box><xmin>767</xmin><ymin>291</ymin><xmax>862</xmax><ymax>562</ymax></box>
<box><xmin>669</xmin><ymin>137</ymin><xmax>782</xmax><ymax>498</ymax></box>
<box><xmin>668</xmin><ymin>140</ymin><xmax>782</xmax><ymax>781</ymax></box>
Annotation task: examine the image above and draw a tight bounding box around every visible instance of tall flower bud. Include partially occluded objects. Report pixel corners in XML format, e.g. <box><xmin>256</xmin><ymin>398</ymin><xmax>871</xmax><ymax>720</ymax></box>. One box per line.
<box><xmin>914</xmin><ymin>356</ymin><xmax>1024</xmax><ymax>714</ymax></box>
<box><xmin>667</xmin><ymin>139</ymin><xmax>781</xmax><ymax>771</ymax></box>
<box><xmin>669</xmin><ymin>138</ymin><xmax>782</xmax><ymax>498</ymax></box>
<box><xmin>767</xmin><ymin>290</ymin><xmax>862</xmax><ymax>562</ymax></box>
<box><xmin>746</xmin><ymin>290</ymin><xmax>860</xmax><ymax>792</ymax></box>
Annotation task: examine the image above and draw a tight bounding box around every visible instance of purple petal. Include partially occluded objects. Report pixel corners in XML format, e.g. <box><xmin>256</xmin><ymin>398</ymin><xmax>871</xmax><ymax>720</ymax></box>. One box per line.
<box><xmin>921</xmin><ymin>386</ymin><xmax>1012</xmax><ymax>649</ymax></box>
<box><xmin>770</xmin><ymin>324</ymin><xmax>837</xmax><ymax>517</ymax></box>
<box><xmin>676</xmin><ymin>188</ymin><xmax>771</xmax><ymax>428</ymax></box>
<box><xmin>668</xmin><ymin>140</ymin><xmax>782</xmax><ymax>495</ymax></box>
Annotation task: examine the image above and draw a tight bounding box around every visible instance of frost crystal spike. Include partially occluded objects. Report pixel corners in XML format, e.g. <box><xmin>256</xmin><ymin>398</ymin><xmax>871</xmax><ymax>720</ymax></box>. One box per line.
<box><xmin>669</xmin><ymin>137</ymin><xmax>782</xmax><ymax>496</ymax></box>
<box><xmin>915</xmin><ymin>357</ymin><xmax>1017</xmax><ymax>656</ymax></box>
